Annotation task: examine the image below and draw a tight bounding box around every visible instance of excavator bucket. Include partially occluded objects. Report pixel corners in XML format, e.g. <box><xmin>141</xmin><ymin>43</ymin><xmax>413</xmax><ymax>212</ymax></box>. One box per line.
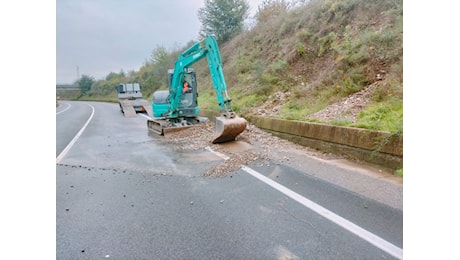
<box><xmin>212</xmin><ymin>115</ymin><xmax>247</xmax><ymax>144</ymax></box>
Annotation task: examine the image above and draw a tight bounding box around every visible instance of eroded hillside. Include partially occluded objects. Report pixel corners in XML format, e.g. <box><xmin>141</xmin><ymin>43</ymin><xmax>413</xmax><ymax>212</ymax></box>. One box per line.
<box><xmin>195</xmin><ymin>0</ymin><xmax>403</xmax><ymax>133</ymax></box>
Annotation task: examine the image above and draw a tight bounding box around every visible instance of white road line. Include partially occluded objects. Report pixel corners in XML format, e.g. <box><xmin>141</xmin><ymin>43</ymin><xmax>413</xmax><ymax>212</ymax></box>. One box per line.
<box><xmin>205</xmin><ymin>146</ymin><xmax>230</xmax><ymax>160</ymax></box>
<box><xmin>56</xmin><ymin>102</ymin><xmax>71</xmax><ymax>115</ymax></box>
<box><xmin>206</xmin><ymin>146</ymin><xmax>402</xmax><ymax>258</ymax></box>
<box><xmin>56</xmin><ymin>104</ymin><xmax>95</xmax><ymax>164</ymax></box>
<box><xmin>241</xmin><ymin>165</ymin><xmax>403</xmax><ymax>260</ymax></box>
<box><xmin>139</xmin><ymin>113</ymin><xmax>152</xmax><ymax>120</ymax></box>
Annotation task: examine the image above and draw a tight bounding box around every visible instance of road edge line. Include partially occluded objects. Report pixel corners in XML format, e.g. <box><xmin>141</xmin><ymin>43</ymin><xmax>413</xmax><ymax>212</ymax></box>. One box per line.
<box><xmin>56</xmin><ymin>104</ymin><xmax>95</xmax><ymax>164</ymax></box>
<box><xmin>241</xmin><ymin>165</ymin><xmax>403</xmax><ymax>260</ymax></box>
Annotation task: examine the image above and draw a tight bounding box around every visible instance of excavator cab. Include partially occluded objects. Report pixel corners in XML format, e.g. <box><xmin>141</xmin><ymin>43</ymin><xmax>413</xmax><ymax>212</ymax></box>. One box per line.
<box><xmin>148</xmin><ymin>68</ymin><xmax>203</xmax><ymax>136</ymax></box>
<box><xmin>168</xmin><ymin>68</ymin><xmax>199</xmax><ymax>117</ymax></box>
<box><xmin>167</xmin><ymin>68</ymin><xmax>199</xmax><ymax>118</ymax></box>
<box><xmin>151</xmin><ymin>70</ymin><xmax>198</xmax><ymax>119</ymax></box>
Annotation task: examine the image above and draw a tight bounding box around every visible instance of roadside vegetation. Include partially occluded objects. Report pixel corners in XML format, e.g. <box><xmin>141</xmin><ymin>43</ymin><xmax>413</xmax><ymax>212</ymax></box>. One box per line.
<box><xmin>60</xmin><ymin>0</ymin><xmax>402</xmax><ymax>135</ymax></box>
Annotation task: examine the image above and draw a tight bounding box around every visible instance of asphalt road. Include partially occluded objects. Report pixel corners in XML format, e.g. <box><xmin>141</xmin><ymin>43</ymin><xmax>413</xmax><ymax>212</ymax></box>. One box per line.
<box><xmin>56</xmin><ymin>101</ymin><xmax>403</xmax><ymax>259</ymax></box>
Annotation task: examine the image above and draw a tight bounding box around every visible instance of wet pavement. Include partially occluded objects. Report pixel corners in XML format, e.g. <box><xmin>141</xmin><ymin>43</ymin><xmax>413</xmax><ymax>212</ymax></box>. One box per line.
<box><xmin>56</xmin><ymin>101</ymin><xmax>403</xmax><ymax>259</ymax></box>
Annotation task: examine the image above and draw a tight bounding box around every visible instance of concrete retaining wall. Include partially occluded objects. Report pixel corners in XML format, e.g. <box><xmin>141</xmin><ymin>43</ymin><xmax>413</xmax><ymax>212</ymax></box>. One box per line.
<box><xmin>201</xmin><ymin>110</ymin><xmax>403</xmax><ymax>170</ymax></box>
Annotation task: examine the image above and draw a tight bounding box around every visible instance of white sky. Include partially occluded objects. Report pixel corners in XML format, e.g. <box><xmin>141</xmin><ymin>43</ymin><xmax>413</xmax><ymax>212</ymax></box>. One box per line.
<box><xmin>56</xmin><ymin>0</ymin><xmax>265</xmax><ymax>84</ymax></box>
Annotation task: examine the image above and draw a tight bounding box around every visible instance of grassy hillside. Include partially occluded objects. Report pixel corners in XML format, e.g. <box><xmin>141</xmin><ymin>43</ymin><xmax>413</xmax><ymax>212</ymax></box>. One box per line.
<box><xmin>194</xmin><ymin>0</ymin><xmax>403</xmax><ymax>133</ymax></box>
<box><xmin>71</xmin><ymin>0</ymin><xmax>403</xmax><ymax>134</ymax></box>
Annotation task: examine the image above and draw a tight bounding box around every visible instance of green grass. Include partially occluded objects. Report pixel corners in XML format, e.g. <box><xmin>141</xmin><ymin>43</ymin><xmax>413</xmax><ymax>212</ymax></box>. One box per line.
<box><xmin>78</xmin><ymin>96</ymin><xmax>119</xmax><ymax>103</ymax></box>
<box><xmin>232</xmin><ymin>93</ymin><xmax>260</xmax><ymax>114</ymax></box>
<box><xmin>331</xmin><ymin>116</ymin><xmax>353</xmax><ymax>126</ymax></box>
<box><xmin>279</xmin><ymin>100</ymin><xmax>316</xmax><ymax>121</ymax></box>
<box><xmin>197</xmin><ymin>92</ymin><xmax>221</xmax><ymax>112</ymax></box>
<box><xmin>353</xmin><ymin>101</ymin><xmax>403</xmax><ymax>133</ymax></box>
<box><xmin>394</xmin><ymin>168</ymin><xmax>403</xmax><ymax>177</ymax></box>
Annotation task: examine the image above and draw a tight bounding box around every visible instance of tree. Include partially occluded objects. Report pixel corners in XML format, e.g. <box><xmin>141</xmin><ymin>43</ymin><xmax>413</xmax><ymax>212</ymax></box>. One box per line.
<box><xmin>105</xmin><ymin>71</ymin><xmax>125</xmax><ymax>81</ymax></box>
<box><xmin>198</xmin><ymin>0</ymin><xmax>250</xmax><ymax>42</ymax></box>
<box><xmin>77</xmin><ymin>74</ymin><xmax>95</xmax><ymax>95</ymax></box>
<box><xmin>151</xmin><ymin>45</ymin><xmax>168</xmax><ymax>65</ymax></box>
<box><xmin>151</xmin><ymin>45</ymin><xmax>172</xmax><ymax>87</ymax></box>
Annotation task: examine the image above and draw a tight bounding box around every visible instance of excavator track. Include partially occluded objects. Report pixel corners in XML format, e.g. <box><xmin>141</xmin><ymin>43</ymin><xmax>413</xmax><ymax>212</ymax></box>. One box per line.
<box><xmin>212</xmin><ymin>115</ymin><xmax>247</xmax><ymax>143</ymax></box>
<box><xmin>147</xmin><ymin>115</ymin><xmax>246</xmax><ymax>143</ymax></box>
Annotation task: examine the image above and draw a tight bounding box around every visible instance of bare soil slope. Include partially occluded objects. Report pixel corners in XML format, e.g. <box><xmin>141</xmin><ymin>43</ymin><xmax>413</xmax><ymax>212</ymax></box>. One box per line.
<box><xmin>253</xmin><ymin>81</ymin><xmax>380</xmax><ymax>124</ymax></box>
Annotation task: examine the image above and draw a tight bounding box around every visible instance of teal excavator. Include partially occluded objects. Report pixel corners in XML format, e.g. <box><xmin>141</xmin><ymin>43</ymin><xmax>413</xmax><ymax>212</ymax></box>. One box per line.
<box><xmin>147</xmin><ymin>35</ymin><xmax>247</xmax><ymax>143</ymax></box>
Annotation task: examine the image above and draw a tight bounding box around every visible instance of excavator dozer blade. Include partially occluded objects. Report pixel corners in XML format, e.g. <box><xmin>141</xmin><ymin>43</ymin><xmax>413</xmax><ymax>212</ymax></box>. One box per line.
<box><xmin>162</xmin><ymin>125</ymin><xmax>195</xmax><ymax>137</ymax></box>
<box><xmin>212</xmin><ymin>115</ymin><xmax>247</xmax><ymax>144</ymax></box>
<box><xmin>147</xmin><ymin>119</ymin><xmax>164</xmax><ymax>135</ymax></box>
<box><xmin>148</xmin><ymin>119</ymin><xmax>195</xmax><ymax>137</ymax></box>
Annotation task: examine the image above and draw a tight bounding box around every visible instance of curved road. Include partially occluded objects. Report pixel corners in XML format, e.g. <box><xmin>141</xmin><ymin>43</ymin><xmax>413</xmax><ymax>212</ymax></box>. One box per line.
<box><xmin>56</xmin><ymin>101</ymin><xmax>403</xmax><ymax>259</ymax></box>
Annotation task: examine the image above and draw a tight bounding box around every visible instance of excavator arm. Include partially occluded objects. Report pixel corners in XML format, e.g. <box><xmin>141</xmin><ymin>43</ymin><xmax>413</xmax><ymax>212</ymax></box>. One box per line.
<box><xmin>202</xmin><ymin>37</ymin><xmax>247</xmax><ymax>142</ymax></box>
<box><xmin>169</xmin><ymin>36</ymin><xmax>235</xmax><ymax>118</ymax></box>
<box><xmin>204</xmin><ymin>36</ymin><xmax>235</xmax><ymax>116</ymax></box>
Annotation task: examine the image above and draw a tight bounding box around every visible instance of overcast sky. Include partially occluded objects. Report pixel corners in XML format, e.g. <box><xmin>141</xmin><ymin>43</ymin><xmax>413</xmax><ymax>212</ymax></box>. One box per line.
<box><xmin>56</xmin><ymin>0</ymin><xmax>265</xmax><ymax>84</ymax></box>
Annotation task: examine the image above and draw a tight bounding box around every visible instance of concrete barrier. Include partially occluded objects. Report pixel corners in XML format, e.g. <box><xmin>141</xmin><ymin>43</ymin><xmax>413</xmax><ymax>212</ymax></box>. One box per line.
<box><xmin>200</xmin><ymin>110</ymin><xmax>403</xmax><ymax>170</ymax></box>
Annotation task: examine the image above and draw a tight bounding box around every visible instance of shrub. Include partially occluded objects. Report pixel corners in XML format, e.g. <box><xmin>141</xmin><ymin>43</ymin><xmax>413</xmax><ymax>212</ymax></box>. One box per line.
<box><xmin>354</xmin><ymin>102</ymin><xmax>403</xmax><ymax>132</ymax></box>
<box><xmin>296</xmin><ymin>42</ymin><xmax>306</xmax><ymax>56</ymax></box>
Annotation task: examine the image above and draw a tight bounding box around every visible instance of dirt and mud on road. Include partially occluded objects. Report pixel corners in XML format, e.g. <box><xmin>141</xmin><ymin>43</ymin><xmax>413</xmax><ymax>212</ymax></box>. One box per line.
<box><xmin>159</xmin><ymin>121</ymin><xmax>349</xmax><ymax>178</ymax></box>
<box><xmin>157</xmin><ymin>120</ymin><xmax>402</xmax><ymax>210</ymax></box>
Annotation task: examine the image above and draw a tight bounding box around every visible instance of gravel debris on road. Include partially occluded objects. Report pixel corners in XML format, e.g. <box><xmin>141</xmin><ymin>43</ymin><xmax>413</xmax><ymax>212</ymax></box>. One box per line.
<box><xmin>159</xmin><ymin>121</ymin><xmax>341</xmax><ymax>177</ymax></box>
<box><xmin>155</xmin><ymin>120</ymin><xmax>402</xmax><ymax>210</ymax></box>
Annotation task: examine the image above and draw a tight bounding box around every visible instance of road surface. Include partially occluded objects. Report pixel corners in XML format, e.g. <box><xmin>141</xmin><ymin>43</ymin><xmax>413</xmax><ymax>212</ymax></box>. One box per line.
<box><xmin>56</xmin><ymin>100</ymin><xmax>403</xmax><ymax>259</ymax></box>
